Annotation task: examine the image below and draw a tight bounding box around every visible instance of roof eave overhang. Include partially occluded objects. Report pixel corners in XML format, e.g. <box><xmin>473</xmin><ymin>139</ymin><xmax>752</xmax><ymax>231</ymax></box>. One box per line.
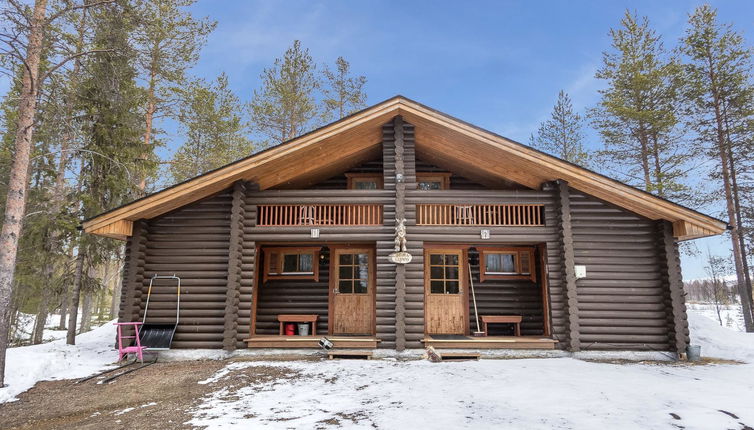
<box><xmin>83</xmin><ymin>96</ymin><xmax>727</xmax><ymax>241</ymax></box>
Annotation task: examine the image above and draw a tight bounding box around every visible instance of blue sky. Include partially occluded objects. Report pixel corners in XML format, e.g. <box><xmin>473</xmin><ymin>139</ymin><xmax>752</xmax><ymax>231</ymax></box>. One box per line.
<box><xmin>1</xmin><ymin>1</ymin><xmax>750</xmax><ymax>279</ymax></box>
<box><xmin>180</xmin><ymin>0</ymin><xmax>753</xmax><ymax>280</ymax></box>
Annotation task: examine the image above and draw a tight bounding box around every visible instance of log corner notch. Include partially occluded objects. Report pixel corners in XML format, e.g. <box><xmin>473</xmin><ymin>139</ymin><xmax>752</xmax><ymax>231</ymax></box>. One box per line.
<box><xmin>556</xmin><ymin>180</ymin><xmax>580</xmax><ymax>352</ymax></box>
<box><xmin>661</xmin><ymin>220</ymin><xmax>690</xmax><ymax>357</ymax></box>
<box><xmin>393</xmin><ymin>115</ymin><xmax>407</xmax><ymax>352</ymax></box>
<box><xmin>223</xmin><ymin>181</ymin><xmax>248</xmax><ymax>351</ymax></box>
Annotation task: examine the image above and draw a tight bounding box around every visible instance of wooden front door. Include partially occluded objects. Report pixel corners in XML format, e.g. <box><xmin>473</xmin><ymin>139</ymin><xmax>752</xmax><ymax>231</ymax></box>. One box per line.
<box><xmin>425</xmin><ymin>248</ymin><xmax>466</xmax><ymax>334</ymax></box>
<box><xmin>331</xmin><ymin>248</ymin><xmax>375</xmax><ymax>335</ymax></box>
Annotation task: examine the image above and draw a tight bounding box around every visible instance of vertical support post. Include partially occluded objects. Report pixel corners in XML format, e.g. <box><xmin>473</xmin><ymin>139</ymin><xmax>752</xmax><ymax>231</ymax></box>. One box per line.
<box><xmin>223</xmin><ymin>181</ymin><xmax>247</xmax><ymax>351</ymax></box>
<box><xmin>661</xmin><ymin>220</ymin><xmax>689</xmax><ymax>356</ymax></box>
<box><xmin>557</xmin><ymin>180</ymin><xmax>580</xmax><ymax>351</ymax></box>
<box><xmin>393</xmin><ymin>116</ymin><xmax>407</xmax><ymax>352</ymax></box>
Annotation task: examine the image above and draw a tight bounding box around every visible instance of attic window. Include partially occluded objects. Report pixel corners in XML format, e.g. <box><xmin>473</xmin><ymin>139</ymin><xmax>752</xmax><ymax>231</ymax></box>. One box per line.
<box><xmin>479</xmin><ymin>247</ymin><xmax>535</xmax><ymax>282</ymax></box>
<box><xmin>264</xmin><ymin>247</ymin><xmax>320</xmax><ymax>282</ymax></box>
<box><xmin>346</xmin><ymin>173</ymin><xmax>383</xmax><ymax>190</ymax></box>
<box><xmin>416</xmin><ymin>172</ymin><xmax>451</xmax><ymax>190</ymax></box>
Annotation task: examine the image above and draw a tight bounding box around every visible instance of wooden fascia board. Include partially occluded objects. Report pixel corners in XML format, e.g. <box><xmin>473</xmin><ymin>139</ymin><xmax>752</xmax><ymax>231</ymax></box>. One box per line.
<box><xmin>83</xmin><ymin>96</ymin><xmax>726</xmax><ymax>240</ymax></box>
<box><xmin>83</xmin><ymin>98</ymin><xmax>404</xmax><ymax>234</ymax></box>
<box><xmin>396</xmin><ymin>102</ymin><xmax>727</xmax><ymax>236</ymax></box>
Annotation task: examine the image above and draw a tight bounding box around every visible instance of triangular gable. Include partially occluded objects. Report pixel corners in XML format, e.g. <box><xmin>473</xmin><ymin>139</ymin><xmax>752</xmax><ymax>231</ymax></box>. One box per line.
<box><xmin>83</xmin><ymin>96</ymin><xmax>727</xmax><ymax>240</ymax></box>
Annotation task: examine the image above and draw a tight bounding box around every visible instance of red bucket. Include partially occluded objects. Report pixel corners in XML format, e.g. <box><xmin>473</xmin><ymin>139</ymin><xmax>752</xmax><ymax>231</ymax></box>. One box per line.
<box><xmin>285</xmin><ymin>323</ymin><xmax>296</xmax><ymax>336</ymax></box>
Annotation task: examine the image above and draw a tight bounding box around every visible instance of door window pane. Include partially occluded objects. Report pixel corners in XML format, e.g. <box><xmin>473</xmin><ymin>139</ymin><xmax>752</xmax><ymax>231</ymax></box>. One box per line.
<box><xmin>339</xmin><ymin>266</ymin><xmax>353</xmax><ymax>279</ymax></box>
<box><xmin>339</xmin><ymin>280</ymin><xmax>353</xmax><ymax>293</ymax></box>
<box><xmin>337</xmin><ymin>252</ymin><xmax>370</xmax><ymax>294</ymax></box>
<box><xmin>354</xmin><ymin>279</ymin><xmax>368</xmax><ymax>294</ymax></box>
<box><xmin>428</xmin><ymin>252</ymin><xmax>462</xmax><ymax>295</ymax></box>
<box><xmin>430</xmin><ymin>280</ymin><xmax>444</xmax><ymax>294</ymax></box>
<box><xmin>446</xmin><ymin>281</ymin><xmax>459</xmax><ymax>294</ymax></box>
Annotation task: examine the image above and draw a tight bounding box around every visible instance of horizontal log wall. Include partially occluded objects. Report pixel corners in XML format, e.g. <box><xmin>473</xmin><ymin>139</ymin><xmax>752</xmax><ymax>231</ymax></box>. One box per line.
<box><xmin>406</xmin><ymin>187</ymin><xmax>565</xmax><ymax>346</ymax></box>
<box><xmin>255</xmin><ymin>247</ymin><xmax>330</xmax><ymax>335</ymax></box>
<box><xmin>141</xmin><ymin>192</ymin><xmax>233</xmax><ymax>349</ymax></box>
<box><xmin>117</xmin><ymin>116</ymin><xmax>686</xmax><ymax>353</ymax></box>
<box><xmin>467</xmin><ymin>248</ymin><xmax>545</xmax><ymax>335</ymax></box>
<box><xmin>570</xmin><ymin>190</ymin><xmax>673</xmax><ymax>351</ymax></box>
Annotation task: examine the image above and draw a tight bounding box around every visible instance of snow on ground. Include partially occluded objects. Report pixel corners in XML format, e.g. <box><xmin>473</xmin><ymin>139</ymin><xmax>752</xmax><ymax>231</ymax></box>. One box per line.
<box><xmin>687</xmin><ymin>303</ymin><xmax>745</xmax><ymax>332</ymax></box>
<box><xmin>189</xmin><ymin>314</ymin><xmax>754</xmax><ymax>430</ymax></box>
<box><xmin>11</xmin><ymin>313</ymin><xmax>71</xmax><ymax>344</ymax></box>
<box><xmin>689</xmin><ymin>311</ymin><xmax>754</xmax><ymax>363</ymax></box>
<box><xmin>0</xmin><ymin>320</ymin><xmax>116</xmax><ymax>403</ymax></box>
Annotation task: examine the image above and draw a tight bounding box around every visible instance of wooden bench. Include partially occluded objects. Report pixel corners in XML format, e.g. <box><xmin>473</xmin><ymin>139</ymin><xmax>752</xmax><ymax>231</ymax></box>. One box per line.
<box><xmin>481</xmin><ymin>315</ymin><xmax>522</xmax><ymax>336</ymax></box>
<box><xmin>277</xmin><ymin>314</ymin><xmax>318</xmax><ymax>335</ymax></box>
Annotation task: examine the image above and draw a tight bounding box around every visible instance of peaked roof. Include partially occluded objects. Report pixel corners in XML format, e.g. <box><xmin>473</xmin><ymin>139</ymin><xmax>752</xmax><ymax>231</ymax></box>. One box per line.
<box><xmin>83</xmin><ymin>96</ymin><xmax>727</xmax><ymax>241</ymax></box>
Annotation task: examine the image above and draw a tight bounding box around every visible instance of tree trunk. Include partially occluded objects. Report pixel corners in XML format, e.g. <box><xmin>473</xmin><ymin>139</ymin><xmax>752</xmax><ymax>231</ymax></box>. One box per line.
<box><xmin>31</xmin><ymin>288</ymin><xmax>50</xmax><ymax>344</ymax></box>
<box><xmin>723</xmin><ymin>114</ymin><xmax>754</xmax><ymax>330</ymax></box>
<box><xmin>709</xmin><ymin>70</ymin><xmax>754</xmax><ymax>331</ymax></box>
<box><xmin>66</xmin><ymin>245</ymin><xmax>85</xmax><ymax>344</ymax></box>
<box><xmin>651</xmin><ymin>134</ymin><xmax>665</xmax><ymax>198</ymax></box>
<box><xmin>638</xmin><ymin>130</ymin><xmax>652</xmax><ymax>193</ymax></box>
<box><xmin>80</xmin><ymin>288</ymin><xmax>92</xmax><ymax>333</ymax></box>
<box><xmin>0</xmin><ymin>0</ymin><xmax>49</xmax><ymax>387</ymax></box>
<box><xmin>110</xmin><ymin>247</ymin><xmax>123</xmax><ymax>319</ymax></box>
<box><xmin>57</xmin><ymin>285</ymin><xmax>68</xmax><ymax>330</ymax></box>
<box><xmin>139</xmin><ymin>68</ymin><xmax>157</xmax><ymax>191</ymax></box>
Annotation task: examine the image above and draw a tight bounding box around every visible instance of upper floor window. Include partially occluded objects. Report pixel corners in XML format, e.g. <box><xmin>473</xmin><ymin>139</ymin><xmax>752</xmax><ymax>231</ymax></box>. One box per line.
<box><xmin>346</xmin><ymin>173</ymin><xmax>383</xmax><ymax>190</ymax></box>
<box><xmin>479</xmin><ymin>247</ymin><xmax>535</xmax><ymax>282</ymax></box>
<box><xmin>416</xmin><ymin>172</ymin><xmax>451</xmax><ymax>190</ymax></box>
<box><xmin>263</xmin><ymin>247</ymin><xmax>320</xmax><ymax>282</ymax></box>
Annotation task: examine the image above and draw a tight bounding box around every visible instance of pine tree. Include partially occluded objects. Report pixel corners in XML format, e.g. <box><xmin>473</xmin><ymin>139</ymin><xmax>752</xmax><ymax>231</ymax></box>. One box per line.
<box><xmin>170</xmin><ymin>74</ymin><xmax>255</xmax><ymax>182</ymax></box>
<box><xmin>0</xmin><ymin>0</ymin><xmax>115</xmax><ymax>385</ymax></box>
<box><xmin>250</xmin><ymin>40</ymin><xmax>320</xmax><ymax>144</ymax></box>
<box><xmin>591</xmin><ymin>11</ymin><xmax>692</xmax><ymax>200</ymax></box>
<box><xmin>68</xmin><ymin>2</ymin><xmax>146</xmax><ymax>344</ymax></box>
<box><xmin>132</xmin><ymin>0</ymin><xmax>216</xmax><ymax>191</ymax></box>
<box><xmin>530</xmin><ymin>90</ymin><xmax>590</xmax><ymax>166</ymax></box>
<box><xmin>680</xmin><ymin>4</ymin><xmax>754</xmax><ymax>331</ymax></box>
<box><xmin>322</xmin><ymin>57</ymin><xmax>367</xmax><ymax>121</ymax></box>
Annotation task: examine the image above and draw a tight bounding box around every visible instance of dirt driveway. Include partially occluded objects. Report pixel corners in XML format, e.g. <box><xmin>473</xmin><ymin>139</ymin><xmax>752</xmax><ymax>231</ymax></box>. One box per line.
<box><xmin>0</xmin><ymin>359</ymin><xmax>263</xmax><ymax>430</ymax></box>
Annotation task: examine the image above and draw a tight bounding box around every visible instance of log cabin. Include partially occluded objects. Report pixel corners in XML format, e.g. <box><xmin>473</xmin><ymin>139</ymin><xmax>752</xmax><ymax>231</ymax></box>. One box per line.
<box><xmin>83</xmin><ymin>96</ymin><xmax>726</xmax><ymax>355</ymax></box>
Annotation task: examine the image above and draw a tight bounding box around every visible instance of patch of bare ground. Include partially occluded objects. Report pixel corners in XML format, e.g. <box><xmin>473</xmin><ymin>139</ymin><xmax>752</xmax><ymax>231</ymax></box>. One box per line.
<box><xmin>0</xmin><ymin>359</ymin><xmax>227</xmax><ymax>430</ymax></box>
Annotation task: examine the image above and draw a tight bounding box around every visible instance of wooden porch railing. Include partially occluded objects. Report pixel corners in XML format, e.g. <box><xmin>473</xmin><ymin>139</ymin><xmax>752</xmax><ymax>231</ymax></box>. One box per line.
<box><xmin>417</xmin><ymin>204</ymin><xmax>544</xmax><ymax>226</ymax></box>
<box><xmin>257</xmin><ymin>204</ymin><xmax>383</xmax><ymax>226</ymax></box>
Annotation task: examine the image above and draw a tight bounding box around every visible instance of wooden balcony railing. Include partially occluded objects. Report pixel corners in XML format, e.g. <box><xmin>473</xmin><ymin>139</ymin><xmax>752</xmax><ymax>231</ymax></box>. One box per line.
<box><xmin>257</xmin><ymin>204</ymin><xmax>383</xmax><ymax>227</ymax></box>
<box><xmin>417</xmin><ymin>204</ymin><xmax>544</xmax><ymax>226</ymax></box>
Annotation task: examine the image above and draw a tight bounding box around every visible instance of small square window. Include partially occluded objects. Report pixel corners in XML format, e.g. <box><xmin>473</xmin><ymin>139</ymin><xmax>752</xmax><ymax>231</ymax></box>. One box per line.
<box><xmin>263</xmin><ymin>247</ymin><xmax>319</xmax><ymax>282</ymax></box>
<box><xmin>480</xmin><ymin>248</ymin><xmax>536</xmax><ymax>282</ymax></box>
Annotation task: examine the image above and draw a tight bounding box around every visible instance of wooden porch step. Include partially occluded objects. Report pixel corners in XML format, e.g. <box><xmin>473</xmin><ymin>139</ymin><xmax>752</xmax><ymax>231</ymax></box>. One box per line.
<box><xmin>439</xmin><ymin>352</ymin><xmax>480</xmax><ymax>361</ymax></box>
<box><xmin>328</xmin><ymin>350</ymin><xmax>373</xmax><ymax>360</ymax></box>
<box><xmin>244</xmin><ymin>335</ymin><xmax>380</xmax><ymax>349</ymax></box>
<box><xmin>423</xmin><ymin>336</ymin><xmax>557</xmax><ymax>350</ymax></box>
